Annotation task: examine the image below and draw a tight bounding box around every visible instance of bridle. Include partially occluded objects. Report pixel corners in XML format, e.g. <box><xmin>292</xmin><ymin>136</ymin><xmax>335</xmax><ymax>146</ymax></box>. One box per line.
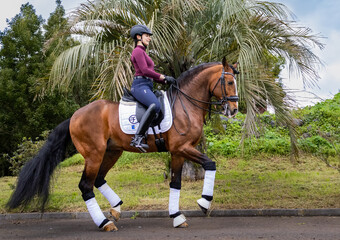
<box><xmin>210</xmin><ymin>69</ymin><xmax>239</xmax><ymax>105</ymax></box>
<box><xmin>169</xmin><ymin>67</ymin><xmax>239</xmax><ymax>135</ymax></box>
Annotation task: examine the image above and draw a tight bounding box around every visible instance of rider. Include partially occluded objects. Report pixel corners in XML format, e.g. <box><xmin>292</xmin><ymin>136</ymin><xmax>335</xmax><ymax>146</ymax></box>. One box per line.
<box><xmin>129</xmin><ymin>24</ymin><xmax>176</xmax><ymax>151</ymax></box>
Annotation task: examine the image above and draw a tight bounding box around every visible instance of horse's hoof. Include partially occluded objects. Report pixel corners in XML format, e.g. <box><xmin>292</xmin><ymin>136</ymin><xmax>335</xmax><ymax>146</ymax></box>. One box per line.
<box><xmin>198</xmin><ymin>204</ymin><xmax>208</xmax><ymax>214</ymax></box>
<box><xmin>173</xmin><ymin>214</ymin><xmax>187</xmax><ymax>228</ymax></box>
<box><xmin>110</xmin><ymin>208</ymin><xmax>121</xmax><ymax>222</ymax></box>
<box><xmin>103</xmin><ymin>221</ymin><xmax>118</xmax><ymax>232</ymax></box>
<box><xmin>197</xmin><ymin>198</ymin><xmax>211</xmax><ymax>215</ymax></box>
<box><xmin>176</xmin><ymin>222</ymin><xmax>189</xmax><ymax>228</ymax></box>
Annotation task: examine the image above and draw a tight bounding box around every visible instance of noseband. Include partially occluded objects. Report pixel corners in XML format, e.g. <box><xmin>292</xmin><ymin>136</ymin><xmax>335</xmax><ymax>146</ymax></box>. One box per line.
<box><xmin>210</xmin><ymin>69</ymin><xmax>239</xmax><ymax>104</ymax></box>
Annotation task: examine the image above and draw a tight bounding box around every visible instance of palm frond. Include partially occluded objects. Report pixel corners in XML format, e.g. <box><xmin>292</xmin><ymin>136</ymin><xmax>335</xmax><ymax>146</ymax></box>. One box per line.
<box><xmin>49</xmin><ymin>39</ymin><xmax>99</xmax><ymax>92</ymax></box>
<box><xmin>91</xmin><ymin>39</ymin><xmax>134</xmax><ymax>100</ymax></box>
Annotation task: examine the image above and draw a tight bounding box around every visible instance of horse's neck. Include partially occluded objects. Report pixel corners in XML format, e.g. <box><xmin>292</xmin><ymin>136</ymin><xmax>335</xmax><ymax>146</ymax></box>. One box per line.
<box><xmin>181</xmin><ymin>67</ymin><xmax>216</xmax><ymax>102</ymax></box>
<box><xmin>179</xmin><ymin>68</ymin><xmax>216</xmax><ymax>116</ymax></box>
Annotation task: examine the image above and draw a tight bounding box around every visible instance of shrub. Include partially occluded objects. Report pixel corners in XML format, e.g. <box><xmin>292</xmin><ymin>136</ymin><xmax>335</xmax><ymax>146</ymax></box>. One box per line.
<box><xmin>0</xmin><ymin>154</ymin><xmax>11</xmax><ymax>177</ymax></box>
<box><xmin>9</xmin><ymin>131</ymin><xmax>49</xmax><ymax>176</ymax></box>
<box><xmin>299</xmin><ymin>136</ymin><xmax>335</xmax><ymax>156</ymax></box>
<box><xmin>207</xmin><ymin>138</ymin><xmax>240</xmax><ymax>157</ymax></box>
<box><xmin>295</xmin><ymin>93</ymin><xmax>339</xmax><ymax>138</ymax></box>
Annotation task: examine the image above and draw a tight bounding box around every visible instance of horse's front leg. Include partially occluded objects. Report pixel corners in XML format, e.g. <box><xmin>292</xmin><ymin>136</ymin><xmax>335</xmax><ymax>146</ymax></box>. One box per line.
<box><xmin>169</xmin><ymin>155</ymin><xmax>188</xmax><ymax>228</ymax></box>
<box><xmin>197</xmin><ymin>160</ymin><xmax>216</xmax><ymax>214</ymax></box>
<box><xmin>177</xmin><ymin>146</ymin><xmax>216</xmax><ymax>214</ymax></box>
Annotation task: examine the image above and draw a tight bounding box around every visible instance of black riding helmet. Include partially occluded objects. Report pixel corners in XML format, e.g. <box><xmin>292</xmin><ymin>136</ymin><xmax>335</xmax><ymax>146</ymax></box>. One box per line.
<box><xmin>130</xmin><ymin>24</ymin><xmax>153</xmax><ymax>39</ymax></box>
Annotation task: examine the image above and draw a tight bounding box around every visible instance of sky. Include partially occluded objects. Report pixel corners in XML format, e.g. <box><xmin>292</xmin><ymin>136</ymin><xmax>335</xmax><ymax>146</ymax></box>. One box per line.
<box><xmin>0</xmin><ymin>0</ymin><xmax>339</xmax><ymax>107</ymax></box>
<box><xmin>268</xmin><ymin>0</ymin><xmax>340</xmax><ymax>107</ymax></box>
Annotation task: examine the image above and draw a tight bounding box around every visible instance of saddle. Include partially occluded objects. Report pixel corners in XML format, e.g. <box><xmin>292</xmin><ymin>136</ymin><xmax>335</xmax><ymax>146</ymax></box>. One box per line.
<box><xmin>122</xmin><ymin>88</ymin><xmax>165</xmax><ymax>127</ymax></box>
<box><xmin>121</xmin><ymin>87</ymin><xmax>168</xmax><ymax>152</ymax></box>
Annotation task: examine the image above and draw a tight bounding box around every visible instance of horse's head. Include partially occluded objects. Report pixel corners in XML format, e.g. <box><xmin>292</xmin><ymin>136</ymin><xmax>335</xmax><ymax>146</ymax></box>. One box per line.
<box><xmin>210</xmin><ymin>57</ymin><xmax>239</xmax><ymax>118</ymax></box>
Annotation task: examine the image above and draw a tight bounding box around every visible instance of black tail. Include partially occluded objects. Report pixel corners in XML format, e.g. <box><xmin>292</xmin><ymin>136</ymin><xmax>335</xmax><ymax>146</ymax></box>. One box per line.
<box><xmin>7</xmin><ymin>119</ymin><xmax>71</xmax><ymax>211</ymax></box>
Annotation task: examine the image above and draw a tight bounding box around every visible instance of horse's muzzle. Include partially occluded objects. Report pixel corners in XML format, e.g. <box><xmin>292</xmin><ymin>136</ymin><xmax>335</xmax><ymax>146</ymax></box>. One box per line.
<box><xmin>223</xmin><ymin>103</ymin><xmax>238</xmax><ymax>118</ymax></box>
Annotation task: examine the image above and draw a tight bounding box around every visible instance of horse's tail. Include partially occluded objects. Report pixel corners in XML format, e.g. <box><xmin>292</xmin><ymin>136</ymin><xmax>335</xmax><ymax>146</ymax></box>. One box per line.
<box><xmin>7</xmin><ymin>118</ymin><xmax>72</xmax><ymax>211</ymax></box>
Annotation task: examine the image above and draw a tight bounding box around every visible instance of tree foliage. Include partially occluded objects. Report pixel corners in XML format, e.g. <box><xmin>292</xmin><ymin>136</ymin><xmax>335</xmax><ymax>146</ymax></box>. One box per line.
<box><xmin>0</xmin><ymin>3</ymin><xmax>45</xmax><ymax>155</ymax></box>
<box><xmin>0</xmin><ymin>1</ymin><xmax>84</xmax><ymax>176</ymax></box>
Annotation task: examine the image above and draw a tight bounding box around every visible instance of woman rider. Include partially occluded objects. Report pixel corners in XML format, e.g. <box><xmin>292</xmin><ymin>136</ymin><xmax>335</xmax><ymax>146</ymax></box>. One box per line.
<box><xmin>129</xmin><ymin>24</ymin><xmax>176</xmax><ymax>151</ymax></box>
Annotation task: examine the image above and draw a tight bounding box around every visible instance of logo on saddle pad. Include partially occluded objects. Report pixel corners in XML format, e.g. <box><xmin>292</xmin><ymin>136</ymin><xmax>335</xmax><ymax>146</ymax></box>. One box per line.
<box><xmin>128</xmin><ymin>115</ymin><xmax>138</xmax><ymax>124</ymax></box>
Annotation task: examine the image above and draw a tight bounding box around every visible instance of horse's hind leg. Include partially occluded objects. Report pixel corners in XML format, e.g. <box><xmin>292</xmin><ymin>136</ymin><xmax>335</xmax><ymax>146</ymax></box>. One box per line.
<box><xmin>168</xmin><ymin>155</ymin><xmax>188</xmax><ymax>228</ymax></box>
<box><xmin>78</xmin><ymin>149</ymin><xmax>118</xmax><ymax>232</ymax></box>
<box><xmin>95</xmin><ymin>148</ymin><xmax>123</xmax><ymax>222</ymax></box>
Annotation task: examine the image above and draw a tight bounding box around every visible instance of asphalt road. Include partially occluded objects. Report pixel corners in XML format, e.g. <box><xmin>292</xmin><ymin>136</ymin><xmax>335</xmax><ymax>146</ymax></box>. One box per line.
<box><xmin>1</xmin><ymin>216</ymin><xmax>339</xmax><ymax>240</ymax></box>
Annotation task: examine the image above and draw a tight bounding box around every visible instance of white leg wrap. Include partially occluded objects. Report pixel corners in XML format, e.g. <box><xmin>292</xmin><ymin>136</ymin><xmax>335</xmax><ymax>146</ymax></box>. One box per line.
<box><xmin>197</xmin><ymin>197</ymin><xmax>211</xmax><ymax>210</ymax></box>
<box><xmin>98</xmin><ymin>183</ymin><xmax>122</xmax><ymax>208</ymax></box>
<box><xmin>173</xmin><ymin>214</ymin><xmax>186</xmax><ymax>228</ymax></box>
<box><xmin>103</xmin><ymin>220</ymin><xmax>114</xmax><ymax>228</ymax></box>
<box><xmin>202</xmin><ymin>170</ymin><xmax>216</xmax><ymax>197</ymax></box>
<box><xmin>85</xmin><ymin>197</ymin><xmax>106</xmax><ymax>227</ymax></box>
<box><xmin>111</xmin><ymin>204</ymin><xmax>121</xmax><ymax>213</ymax></box>
<box><xmin>169</xmin><ymin>188</ymin><xmax>180</xmax><ymax>215</ymax></box>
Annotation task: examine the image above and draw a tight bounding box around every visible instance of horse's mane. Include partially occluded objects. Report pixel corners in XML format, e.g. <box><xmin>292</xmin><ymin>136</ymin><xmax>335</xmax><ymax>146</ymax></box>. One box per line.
<box><xmin>176</xmin><ymin>62</ymin><xmax>220</xmax><ymax>86</ymax></box>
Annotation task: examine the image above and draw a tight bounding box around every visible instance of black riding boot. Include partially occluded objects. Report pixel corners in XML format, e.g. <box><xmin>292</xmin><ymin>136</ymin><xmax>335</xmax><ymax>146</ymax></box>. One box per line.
<box><xmin>130</xmin><ymin>103</ymin><xmax>157</xmax><ymax>152</ymax></box>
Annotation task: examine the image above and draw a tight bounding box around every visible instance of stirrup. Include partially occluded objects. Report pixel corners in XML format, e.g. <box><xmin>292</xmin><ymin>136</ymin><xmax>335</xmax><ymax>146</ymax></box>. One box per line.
<box><xmin>130</xmin><ymin>135</ymin><xmax>149</xmax><ymax>152</ymax></box>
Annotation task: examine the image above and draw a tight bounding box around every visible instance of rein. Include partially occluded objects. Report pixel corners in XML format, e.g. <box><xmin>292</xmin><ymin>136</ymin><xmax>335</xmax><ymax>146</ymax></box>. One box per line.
<box><xmin>168</xmin><ymin>68</ymin><xmax>239</xmax><ymax>135</ymax></box>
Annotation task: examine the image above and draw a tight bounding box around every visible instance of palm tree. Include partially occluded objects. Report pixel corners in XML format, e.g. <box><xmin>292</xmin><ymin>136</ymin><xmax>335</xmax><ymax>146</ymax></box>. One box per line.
<box><xmin>48</xmin><ymin>0</ymin><xmax>201</xmax><ymax>99</ymax></box>
<box><xmin>48</xmin><ymin>0</ymin><xmax>323</xmax><ymax>157</ymax></box>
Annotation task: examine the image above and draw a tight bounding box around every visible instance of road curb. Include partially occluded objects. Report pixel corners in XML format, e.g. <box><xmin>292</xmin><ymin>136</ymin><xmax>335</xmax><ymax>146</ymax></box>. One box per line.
<box><xmin>1</xmin><ymin>209</ymin><xmax>340</xmax><ymax>221</ymax></box>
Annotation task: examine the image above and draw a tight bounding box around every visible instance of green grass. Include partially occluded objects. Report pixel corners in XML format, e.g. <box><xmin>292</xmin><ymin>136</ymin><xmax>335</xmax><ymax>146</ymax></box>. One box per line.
<box><xmin>1</xmin><ymin>152</ymin><xmax>339</xmax><ymax>214</ymax></box>
<box><xmin>59</xmin><ymin>153</ymin><xmax>84</xmax><ymax>167</ymax></box>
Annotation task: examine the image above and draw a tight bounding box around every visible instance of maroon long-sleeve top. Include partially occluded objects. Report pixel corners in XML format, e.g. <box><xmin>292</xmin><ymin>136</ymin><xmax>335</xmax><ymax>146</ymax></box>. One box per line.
<box><xmin>130</xmin><ymin>45</ymin><xmax>164</xmax><ymax>83</ymax></box>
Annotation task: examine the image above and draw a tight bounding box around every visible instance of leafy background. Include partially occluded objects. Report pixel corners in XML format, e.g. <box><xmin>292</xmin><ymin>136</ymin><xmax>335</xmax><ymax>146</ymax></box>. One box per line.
<box><xmin>0</xmin><ymin>0</ymin><xmax>338</xmax><ymax>185</ymax></box>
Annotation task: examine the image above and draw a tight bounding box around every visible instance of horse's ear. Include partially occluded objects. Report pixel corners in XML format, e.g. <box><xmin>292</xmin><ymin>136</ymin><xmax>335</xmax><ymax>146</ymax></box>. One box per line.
<box><xmin>222</xmin><ymin>57</ymin><xmax>228</xmax><ymax>68</ymax></box>
<box><xmin>232</xmin><ymin>62</ymin><xmax>240</xmax><ymax>74</ymax></box>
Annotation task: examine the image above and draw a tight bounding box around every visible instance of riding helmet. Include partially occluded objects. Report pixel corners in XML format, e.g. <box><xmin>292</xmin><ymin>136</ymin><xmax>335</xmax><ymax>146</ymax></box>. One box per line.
<box><xmin>130</xmin><ymin>25</ymin><xmax>153</xmax><ymax>39</ymax></box>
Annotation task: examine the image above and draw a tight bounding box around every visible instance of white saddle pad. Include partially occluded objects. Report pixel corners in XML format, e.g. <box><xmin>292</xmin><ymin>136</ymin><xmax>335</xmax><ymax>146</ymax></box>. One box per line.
<box><xmin>118</xmin><ymin>90</ymin><xmax>173</xmax><ymax>135</ymax></box>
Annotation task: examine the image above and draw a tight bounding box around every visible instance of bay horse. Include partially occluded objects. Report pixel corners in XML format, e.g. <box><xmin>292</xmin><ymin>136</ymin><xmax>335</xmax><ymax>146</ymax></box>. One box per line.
<box><xmin>7</xmin><ymin>57</ymin><xmax>238</xmax><ymax>231</ymax></box>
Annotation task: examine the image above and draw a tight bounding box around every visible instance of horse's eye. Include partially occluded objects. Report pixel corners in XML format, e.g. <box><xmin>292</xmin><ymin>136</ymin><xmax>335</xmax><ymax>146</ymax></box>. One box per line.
<box><xmin>227</xmin><ymin>81</ymin><xmax>234</xmax><ymax>86</ymax></box>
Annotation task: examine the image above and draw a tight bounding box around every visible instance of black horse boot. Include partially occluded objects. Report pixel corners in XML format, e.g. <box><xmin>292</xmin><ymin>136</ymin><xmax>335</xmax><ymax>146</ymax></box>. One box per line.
<box><xmin>130</xmin><ymin>103</ymin><xmax>157</xmax><ymax>152</ymax></box>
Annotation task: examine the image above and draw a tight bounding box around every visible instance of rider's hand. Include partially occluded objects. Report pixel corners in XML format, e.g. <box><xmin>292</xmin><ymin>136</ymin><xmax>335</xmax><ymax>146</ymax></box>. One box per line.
<box><xmin>165</xmin><ymin>76</ymin><xmax>176</xmax><ymax>85</ymax></box>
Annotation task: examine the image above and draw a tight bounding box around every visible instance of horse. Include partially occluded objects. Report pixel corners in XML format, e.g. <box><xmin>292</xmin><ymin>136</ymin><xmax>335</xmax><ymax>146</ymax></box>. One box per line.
<box><xmin>7</xmin><ymin>57</ymin><xmax>239</xmax><ymax>231</ymax></box>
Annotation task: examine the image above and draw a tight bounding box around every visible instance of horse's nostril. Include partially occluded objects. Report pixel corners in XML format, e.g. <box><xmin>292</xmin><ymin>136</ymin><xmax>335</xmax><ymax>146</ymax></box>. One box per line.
<box><xmin>232</xmin><ymin>109</ymin><xmax>238</xmax><ymax>115</ymax></box>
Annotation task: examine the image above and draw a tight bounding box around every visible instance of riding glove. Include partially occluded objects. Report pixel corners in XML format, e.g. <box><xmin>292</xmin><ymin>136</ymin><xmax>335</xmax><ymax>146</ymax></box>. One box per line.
<box><xmin>165</xmin><ymin>76</ymin><xmax>176</xmax><ymax>85</ymax></box>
